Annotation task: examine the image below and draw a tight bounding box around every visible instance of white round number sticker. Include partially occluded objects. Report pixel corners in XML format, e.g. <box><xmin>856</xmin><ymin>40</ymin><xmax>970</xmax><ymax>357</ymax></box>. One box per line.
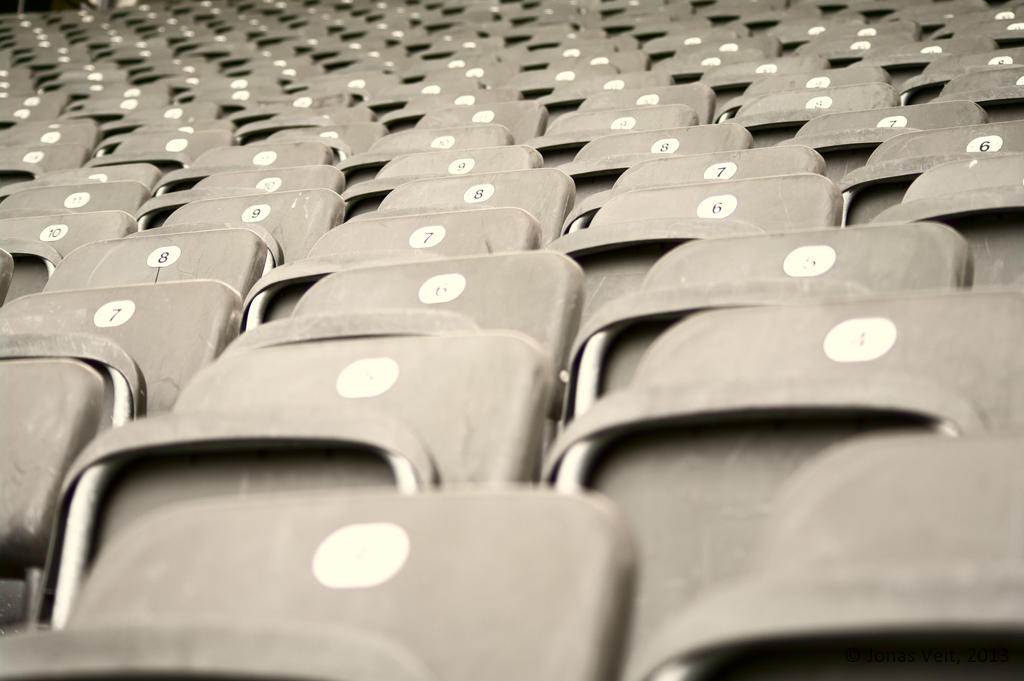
<box><xmin>877</xmin><ymin>115</ymin><xmax>908</xmax><ymax>128</ymax></box>
<box><xmin>430</xmin><ymin>135</ymin><xmax>455</xmax><ymax>149</ymax></box>
<box><xmin>21</xmin><ymin>151</ymin><xmax>44</xmax><ymax>164</ymax></box>
<box><xmin>696</xmin><ymin>194</ymin><xmax>738</xmax><ymax>218</ymax></box>
<box><xmin>447</xmin><ymin>158</ymin><xmax>475</xmax><ymax>175</ymax></box>
<box><xmin>164</xmin><ymin>107</ymin><xmax>183</xmax><ymax>120</ymax></box>
<box><xmin>39</xmin><ymin>224</ymin><xmax>68</xmax><ymax>242</ymax></box>
<box><xmin>40</xmin><ymin>131</ymin><xmax>61</xmax><ymax>144</ymax></box>
<box><xmin>256</xmin><ymin>176</ymin><xmax>282</xmax><ymax>192</ymax></box>
<box><xmin>703</xmin><ymin>161</ymin><xmax>737</xmax><ymax>180</ymax></box>
<box><xmin>651</xmin><ymin>138</ymin><xmax>680</xmax><ymax>154</ymax></box>
<box><xmin>806</xmin><ymin>95</ymin><xmax>833</xmax><ymax>109</ymax></box>
<box><xmin>966</xmin><ymin>135</ymin><xmax>1002</xmax><ymax>153</ymax></box>
<box><xmin>146</xmin><ymin>245</ymin><xmax>181</xmax><ymax>268</ymax></box>
<box><xmin>756</xmin><ymin>63</ymin><xmax>778</xmax><ymax>74</ymax></box>
<box><xmin>603</xmin><ymin>79</ymin><xmax>625</xmax><ymax>90</ymax></box>
<box><xmin>64</xmin><ymin>191</ymin><xmax>90</xmax><ymax>209</ymax></box>
<box><xmin>252</xmin><ymin>150</ymin><xmax>277</xmax><ymax>166</ymax></box>
<box><xmin>610</xmin><ymin>116</ymin><xmax>636</xmax><ymax>130</ymax></box>
<box><xmin>823</xmin><ymin>317</ymin><xmax>898</xmax><ymax>363</ymax></box>
<box><xmin>312</xmin><ymin>522</ymin><xmax>410</xmax><ymax>589</ymax></box>
<box><xmin>242</xmin><ymin>204</ymin><xmax>271</xmax><ymax>223</ymax></box>
<box><xmin>409</xmin><ymin>224</ymin><xmax>445</xmax><ymax>249</ymax></box>
<box><xmin>783</xmin><ymin>244</ymin><xmax>837</xmax><ymax>278</ymax></box>
<box><xmin>635</xmin><ymin>93</ymin><xmax>660</xmax><ymax>106</ymax></box>
<box><xmin>418</xmin><ymin>272</ymin><xmax>466</xmax><ymax>304</ymax></box>
<box><xmin>120</xmin><ymin>98</ymin><xmax>138</xmax><ymax>111</ymax></box>
<box><xmin>463</xmin><ymin>183</ymin><xmax>494</xmax><ymax>204</ymax></box>
<box><xmin>471</xmin><ymin>110</ymin><xmax>495</xmax><ymax>123</ymax></box>
<box><xmin>336</xmin><ymin>357</ymin><xmax>400</xmax><ymax>398</ymax></box>
<box><xmin>292</xmin><ymin>96</ymin><xmax>313</xmax><ymax>108</ymax></box>
<box><xmin>165</xmin><ymin>138</ymin><xmax>188</xmax><ymax>152</ymax></box>
<box><xmin>93</xmin><ymin>300</ymin><xmax>136</xmax><ymax>328</ymax></box>
<box><xmin>805</xmin><ymin>76</ymin><xmax>831</xmax><ymax>89</ymax></box>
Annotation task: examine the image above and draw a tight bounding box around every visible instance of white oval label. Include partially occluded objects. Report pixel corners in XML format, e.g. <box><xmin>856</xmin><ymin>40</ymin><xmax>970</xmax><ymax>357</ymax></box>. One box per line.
<box><xmin>409</xmin><ymin>224</ymin><xmax>445</xmax><ymax>249</ymax></box>
<box><xmin>447</xmin><ymin>157</ymin><xmax>475</xmax><ymax>175</ymax></box>
<box><xmin>292</xmin><ymin>96</ymin><xmax>313</xmax><ymax>108</ymax></box>
<box><xmin>756</xmin><ymin>63</ymin><xmax>778</xmax><ymax>74</ymax></box>
<box><xmin>40</xmin><ymin>131</ymin><xmax>61</xmax><ymax>144</ymax></box>
<box><xmin>805</xmin><ymin>76</ymin><xmax>831</xmax><ymax>89</ymax></box>
<box><xmin>463</xmin><ymin>183</ymin><xmax>494</xmax><ymax>204</ymax></box>
<box><xmin>651</xmin><ymin>138</ymin><xmax>680</xmax><ymax>154</ymax></box>
<box><xmin>783</xmin><ymin>244</ymin><xmax>837</xmax><ymax>278</ymax></box>
<box><xmin>164</xmin><ymin>107</ymin><xmax>183</xmax><ymax>120</ymax></box>
<box><xmin>454</xmin><ymin>95</ymin><xmax>476</xmax><ymax>106</ymax></box>
<box><xmin>336</xmin><ymin>357</ymin><xmax>400</xmax><ymax>398</ymax></box>
<box><xmin>636</xmin><ymin>93</ymin><xmax>660</xmax><ymax>106</ymax></box>
<box><xmin>696</xmin><ymin>193</ymin><xmax>738</xmax><ymax>218</ymax></box>
<box><xmin>39</xmin><ymin>224</ymin><xmax>68</xmax><ymax>242</ymax></box>
<box><xmin>146</xmin><ymin>245</ymin><xmax>181</xmax><ymax>268</ymax></box>
<box><xmin>242</xmin><ymin>204</ymin><xmax>271</xmax><ymax>223</ymax></box>
<box><xmin>252</xmin><ymin>150</ymin><xmax>277</xmax><ymax>166</ymax></box>
<box><xmin>806</xmin><ymin>95</ymin><xmax>833</xmax><ymax>109</ymax></box>
<box><xmin>877</xmin><ymin>115</ymin><xmax>908</xmax><ymax>128</ymax></box>
<box><xmin>165</xmin><ymin>138</ymin><xmax>189</xmax><ymax>152</ymax></box>
<box><xmin>966</xmin><ymin>135</ymin><xmax>1002</xmax><ymax>152</ymax></box>
<box><xmin>471</xmin><ymin>110</ymin><xmax>494</xmax><ymax>123</ymax></box>
<box><xmin>603</xmin><ymin>79</ymin><xmax>625</xmax><ymax>90</ymax></box>
<box><xmin>21</xmin><ymin>151</ymin><xmax>44</xmax><ymax>164</ymax></box>
<box><xmin>555</xmin><ymin>70</ymin><xmax>576</xmax><ymax>81</ymax></box>
<box><xmin>93</xmin><ymin>300</ymin><xmax>136</xmax><ymax>328</ymax></box>
<box><xmin>418</xmin><ymin>272</ymin><xmax>466</xmax><ymax>304</ymax></box>
<box><xmin>257</xmin><ymin>176</ymin><xmax>282</xmax><ymax>192</ymax></box>
<box><xmin>431</xmin><ymin>135</ymin><xmax>455</xmax><ymax>149</ymax></box>
<box><xmin>703</xmin><ymin>161</ymin><xmax>738</xmax><ymax>179</ymax></box>
<box><xmin>64</xmin><ymin>191</ymin><xmax>90</xmax><ymax>209</ymax></box>
<box><xmin>120</xmin><ymin>98</ymin><xmax>138</xmax><ymax>110</ymax></box>
<box><xmin>823</xmin><ymin>317</ymin><xmax>898</xmax><ymax>363</ymax></box>
<box><xmin>312</xmin><ymin>522</ymin><xmax>410</xmax><ymax>589</ymax></box>
<box><xmin>610</xmin><ymin>116</ymin><xmax>636</xmax><ymax>130</ymax></box>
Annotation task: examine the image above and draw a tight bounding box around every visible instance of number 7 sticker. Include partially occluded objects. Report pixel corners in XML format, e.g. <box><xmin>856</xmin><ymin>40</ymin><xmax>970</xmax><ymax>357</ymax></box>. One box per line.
<box><xmin>93</xmin><ymin>300</ymin><xmax>136</xmax><ymax>328</ymax></box>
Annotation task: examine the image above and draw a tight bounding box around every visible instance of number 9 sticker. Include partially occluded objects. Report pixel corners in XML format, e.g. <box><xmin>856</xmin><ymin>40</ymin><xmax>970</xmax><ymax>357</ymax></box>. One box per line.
<box><xmin>242</xmin><ymin>204</ymin><xmax>271</xmax><ymax>223</ymax></box>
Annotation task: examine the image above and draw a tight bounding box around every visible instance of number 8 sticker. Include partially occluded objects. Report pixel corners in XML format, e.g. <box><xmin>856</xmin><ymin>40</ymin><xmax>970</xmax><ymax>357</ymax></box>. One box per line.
<box><xmin>463</xmin><ymin>183</ymin><xmax>494</xmax><ymax>204</ymax></box>
<box><xmin>147</xmin><ymin>245</ymin><xmax>181</xmax><ymax>268</ymax></box>
<box><xmin>696</xmin><ymin>194</ymin><xmax>738</xmax><ymax>219</ymax></box>
<box><xmin>242</xmin><ymin>204</ymin><xmax>271</xmax><ymax>223</ymax></box>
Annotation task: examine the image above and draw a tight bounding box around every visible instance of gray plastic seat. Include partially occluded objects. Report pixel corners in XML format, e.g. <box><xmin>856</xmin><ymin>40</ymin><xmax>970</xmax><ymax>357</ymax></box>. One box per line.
<box><xmin>342</xmin><ymin>145</ymin><xmax>541</xmax><ymax>218</ymax></box>
<box><xmin>0</xmin><ymin>143</ymin><xmax>91</xmax><ymax>188</ymax></box>
<box><xmin>45</xmin><ymin>228</ymin><xmax>269</xmax><ymax>297</ymax></box>
<box><xmin>364</xmin><ymin>168</ymin><xmax>574</xmax><ymax>244</ymax></box>
<box><xmin>552</xmin><ymin>173</ymin><xmax>842</xmax><ymax>318</ymax></box>
<box><xmin>0</xmin><ymin>280</ymin><xmax>241</xmax><ymax>413</ymax></box>
<box><xmin>161</xmin><ymin>188</ymin><xmax>344</xmax><ymax>264</ymax></box>
<box><xmin>8</xmin><ymin>490</ymin><xmax>631</xmax><ymax>681</ymax></box>
<box><xmin>873</xmin><ymin>154</ymin><xmax>1024</xmax><ymax>285</ymax></box>
<box><xmin>935</xmin><ymin>64</ymin><xmax>1024</xmax><ymax>121</ymax></box>
<box><xmin>564</xmin><ymin>221</ymin><xmax>971</xmax><ymax>421</ymax></box>
<box><xmin>245</xmin><ymin>251</ymin><xmax>583</xmax><ymax>367</ymax></box>
<box><xmin>154</xmin><ymin>141</ymin><xmax>336</xmax><ymax>194</ymax></box>
<box><xmin>781</xmin><ymin>99</ymin><xmax>989</xmax><ymax>182</ymax></box>
<box><xmin>0</xmin><ymin>164</ymin><xmax>163</xmax><ymax>205</ymax></box>
<box><xmin>547</xmin><ymin>289</ymin><xmax>1024</xmax><ymax>681</ymax></box>
<box><xmin>576</xmin><ymin>83</ymin><xmax>715</xmax><ymax>125</ymax></box>
<box><xmin>636</xmin><ymin>432</ymin><xmax>1024</xmax><ymax>681</ymax></box>
<box><xmin>525</xmin><ymin>104</ymin><xmax>700</xmax><ymax>167</ymax></box>
<box><xmin>0</xmin><ymin>181</ymin><xmax>150</xmax><ymax>220</ymax></box>
<box><xmin>841</xmin><ymin>118</ymin><xmax>1024</xmax><ymax>224</ymax></box>
<box><xmin>86</xmin><ymin>129</ymin><xmax>235</xmax><ymax>171</ymax></box>
<box><xmin>0</xmin><ymin>247</ymin><xmax>10</xmax><ymax>304</ymax></box>
<box><xmin>560</xmin><ymin>123</ymin><xmax>753</xmax><ymax>213</ymax></box>
<box><xmin>732</xmin><ymin>81</ymin><xmax>900</xmax><ymax>147</ymax></box>
<box><xmin>415</xmin><ymin>100</ymin><xmax>548</xmax><ymax>144</ymax></box>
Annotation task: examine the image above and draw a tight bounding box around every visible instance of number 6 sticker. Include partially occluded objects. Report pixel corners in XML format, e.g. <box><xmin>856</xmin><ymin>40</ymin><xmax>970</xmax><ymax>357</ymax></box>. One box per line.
<box><xmin>242</xmin><ymin>204</ymin><xmax>271</xmax><ymax>223</ymax></box>
<box><xmin>696</xmin><ymin>194</ymin><xmax>738</xmax><ymax>219</ymax></box>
